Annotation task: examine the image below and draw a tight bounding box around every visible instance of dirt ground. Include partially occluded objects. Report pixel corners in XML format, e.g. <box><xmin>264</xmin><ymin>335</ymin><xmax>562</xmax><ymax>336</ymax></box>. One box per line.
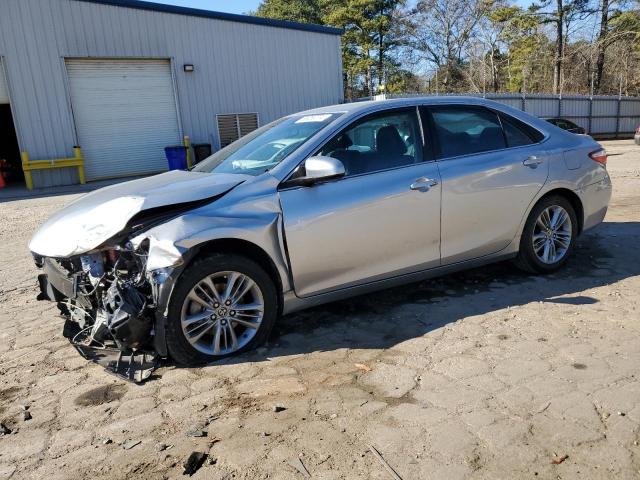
<box><xmin>1</xmin><ymin>140</ymin><xmax>639</xmax><ymax>480</ymax></box>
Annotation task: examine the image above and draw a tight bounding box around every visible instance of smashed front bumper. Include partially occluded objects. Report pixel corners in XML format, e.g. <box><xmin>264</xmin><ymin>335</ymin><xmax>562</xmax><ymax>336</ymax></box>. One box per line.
<box><xmin>34</xmin><ymin>252</ymin><xmax>179</xmax><ymax>383</ymax></box>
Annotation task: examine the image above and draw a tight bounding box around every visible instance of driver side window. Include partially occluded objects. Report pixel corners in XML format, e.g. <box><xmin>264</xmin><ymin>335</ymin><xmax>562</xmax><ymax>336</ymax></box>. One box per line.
<box><xmin>318</xmin><ymin>109</ymin><xmax>423</xmax><ymax>176</ymax></box>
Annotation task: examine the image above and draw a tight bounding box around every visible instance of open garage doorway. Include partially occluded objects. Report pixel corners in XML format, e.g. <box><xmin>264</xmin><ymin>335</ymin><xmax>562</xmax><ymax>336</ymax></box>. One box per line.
<box><xmin>0</xmin><ymin>59</ymin><xmax>23</xmax><ymax>187</ymax></box>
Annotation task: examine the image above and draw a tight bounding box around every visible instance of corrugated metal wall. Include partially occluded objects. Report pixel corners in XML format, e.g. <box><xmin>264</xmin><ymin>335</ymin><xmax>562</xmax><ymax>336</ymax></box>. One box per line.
<box><xmin>486</xmin><ymin>93</ymin><xmax>640</xmax><ymax>136</ymax></box>
<box><xmin>0</xmin><ymin>0</ymin><xmax>343</xmax><ymax>187</ymax></box>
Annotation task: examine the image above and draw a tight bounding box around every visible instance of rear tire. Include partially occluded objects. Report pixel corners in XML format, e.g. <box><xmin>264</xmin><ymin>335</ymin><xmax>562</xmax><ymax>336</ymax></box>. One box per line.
<box><xmin>514</xmin><ymin>195</ymin><xmax>578</xmax><ymax>274</ymax></box>
<box><xmin>166</xmin><ymin>254</ymin><xmax>278</xmax><ymax>366</ymax></box>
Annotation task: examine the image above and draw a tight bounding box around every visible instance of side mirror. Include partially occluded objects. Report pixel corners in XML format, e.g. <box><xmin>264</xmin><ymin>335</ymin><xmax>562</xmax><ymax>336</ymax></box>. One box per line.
<box><xmin>286</xmin><ymin>156</ymin><xmax>346</xmax><ymax>187</ymax></box>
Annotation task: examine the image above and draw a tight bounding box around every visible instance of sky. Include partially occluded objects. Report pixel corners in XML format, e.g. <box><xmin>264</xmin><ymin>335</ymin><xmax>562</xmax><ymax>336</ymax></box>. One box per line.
<box><xmin>152</xmin><ymin>0</ymin><xmax>261</xmax><ymax>15</ymax></box>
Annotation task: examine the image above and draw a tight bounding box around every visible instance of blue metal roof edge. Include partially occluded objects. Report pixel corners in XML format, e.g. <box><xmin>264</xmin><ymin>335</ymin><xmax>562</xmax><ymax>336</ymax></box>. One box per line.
<box><xmin>76</xmin><ymin>0</ymin><xmax>343</xmax><ymax>35</ymax></box>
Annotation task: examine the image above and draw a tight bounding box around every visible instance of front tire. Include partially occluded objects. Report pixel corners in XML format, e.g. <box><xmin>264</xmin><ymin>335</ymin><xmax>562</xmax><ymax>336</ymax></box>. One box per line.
<box><xmin>166</xmin><ymin>254</ymin><xmax>278</xmax><ymax>366</ymax></box>
<box><xmin>514</xmin><ymin>195</ymin><xmax>578</xmax><ymax>274</ymax></box>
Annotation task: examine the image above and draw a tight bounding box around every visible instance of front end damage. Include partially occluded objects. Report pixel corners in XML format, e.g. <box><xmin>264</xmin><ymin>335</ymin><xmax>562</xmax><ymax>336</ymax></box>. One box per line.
<box><xmin>29</xmin><ymin>170</ymin><xmax>292</xmax><ymax>382</ymax></box>
<box><xmin>28</xmin><ymin>171</ymin><xmax>250</xmax><ymax>382</ymax></box>
<box><xmin>34</xmin><ymin>241</ymin><xmax>170</xmax><ymax>382</ymax></box>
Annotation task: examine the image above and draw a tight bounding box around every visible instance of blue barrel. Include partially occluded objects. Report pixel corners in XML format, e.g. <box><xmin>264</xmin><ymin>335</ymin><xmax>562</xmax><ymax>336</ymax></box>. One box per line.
<box><xmin>164</xmin><ymin>146</ymin><xmax>188</xmax><ymax>170</ymax></box>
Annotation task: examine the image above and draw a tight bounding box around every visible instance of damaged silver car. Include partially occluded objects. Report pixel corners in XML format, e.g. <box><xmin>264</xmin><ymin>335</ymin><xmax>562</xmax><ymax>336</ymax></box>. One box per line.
<box><xmin>30</xmin><ymin>97</ymin><xmax>612</xmax><ymax>380</ymax></box>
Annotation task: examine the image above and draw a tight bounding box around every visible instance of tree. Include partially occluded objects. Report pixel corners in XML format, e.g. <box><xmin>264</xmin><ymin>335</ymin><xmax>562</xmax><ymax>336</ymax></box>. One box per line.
<box><xmin>255</xmin><ymin>0</ymin><xmax>405</xmax><ymax>98</ymax></box>
<box><xmin>608</xmin><ymin>7</ymin><xmax>640</xmax><ymax>94</ymax></box>
<box><xmin>255</xmin><ymin>0</ymin><xmax>640</xmax><ymax>96</ymax></box>
<box><xmin>323</xmin><ymin>0</ymin><xmax>406</xmax><ymax>96</ymax></box>
<box><xmin>530</xmin><ymin>0</ymin><xmax>593</xmax><ymax>93</ymax></box>
<box><xmin>407</xmin><ymin>0</ymin><xmax>495</xmax><ymax>92</ymax></box>
<box><xmin>594</xmin><ymin>0</ymin><xmax>610</xmax><ymax>92</ymax></box>
<box><xmin>254</xmin><ymin>0</ymin><xmax>323</xmax><ymax>24</ymax></box>
<box><xmin>489</xmin><ymin>5</ymin><xmax>552</xmax><ymax>92</ymax></box>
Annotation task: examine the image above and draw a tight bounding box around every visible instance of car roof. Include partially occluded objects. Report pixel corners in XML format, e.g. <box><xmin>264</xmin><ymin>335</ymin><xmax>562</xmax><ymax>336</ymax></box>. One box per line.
<box><xmin>297</xmin><ymin>96</ymin><xmax>514</xmax><ymax>116</ymax></box>
<box><xmin>285</xmin><ymin>95</ymin><xmax>560</xmax><ymax>151</ymax></box>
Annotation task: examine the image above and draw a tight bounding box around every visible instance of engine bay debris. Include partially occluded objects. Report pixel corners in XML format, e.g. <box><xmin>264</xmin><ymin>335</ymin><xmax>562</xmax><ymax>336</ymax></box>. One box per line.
<box><xmin>65</xmin><ymin>318</ymin><xmax>158</xmax><ymax>383</ymax></box>
<box><xmin>37</xmin><ymin>239</ymin><xmax>163</xmax><ymax>383</ymax></box>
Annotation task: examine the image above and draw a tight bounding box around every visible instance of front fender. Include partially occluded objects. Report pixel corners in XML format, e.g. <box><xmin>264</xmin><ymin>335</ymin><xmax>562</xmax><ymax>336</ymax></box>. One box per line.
<box><xmin>130</xmin><ymin>195</ymin><xmax>292</xmax><ymax>294</ymax></box>
<box><xmin>136</xmin><ymin>193</ymin><xmax>292</xmax><ymax>358</ymax></box>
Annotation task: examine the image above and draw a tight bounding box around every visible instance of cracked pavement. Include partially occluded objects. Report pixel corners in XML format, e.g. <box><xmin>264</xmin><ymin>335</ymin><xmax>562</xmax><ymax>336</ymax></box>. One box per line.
<box><xmin>0</xmin><ymin>140</ymin><xmax>639</xmax><ymax>479</ymax></box>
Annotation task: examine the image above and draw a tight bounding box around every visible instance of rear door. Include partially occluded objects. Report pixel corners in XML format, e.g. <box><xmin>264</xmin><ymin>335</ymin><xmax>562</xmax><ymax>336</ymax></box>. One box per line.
<box><xmin>424</xmin><ymin>105</ymin><xmax>549</xmax><ymax>264</ymax></box>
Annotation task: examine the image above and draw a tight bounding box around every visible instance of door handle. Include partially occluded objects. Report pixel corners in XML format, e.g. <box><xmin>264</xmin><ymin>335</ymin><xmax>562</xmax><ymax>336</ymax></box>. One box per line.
<box><xmin>410</xmin><ymin>177</ymin><xmax>438</xmax><ymax>191</ymax></box>
<box><xmin>523</xmin><ymin>156</ymin><xmax>543</xmax><ymax>168</ymax></box>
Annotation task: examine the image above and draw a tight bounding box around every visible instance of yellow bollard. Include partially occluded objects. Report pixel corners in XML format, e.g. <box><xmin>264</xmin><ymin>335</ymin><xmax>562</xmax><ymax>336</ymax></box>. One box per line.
<box><xmin>184</xmin><ymin>135</ymin><xmax>192</xmax><ymax>169</ymax></box>
<box><xmin>21</xmin><ymin>151</ymin><xmax>34</xmax><ymax>190</ymax></box>
<box><xmin>74</xmin><ymin>146</ymin><xmax>86</xmax><ymax>184</ymax></box>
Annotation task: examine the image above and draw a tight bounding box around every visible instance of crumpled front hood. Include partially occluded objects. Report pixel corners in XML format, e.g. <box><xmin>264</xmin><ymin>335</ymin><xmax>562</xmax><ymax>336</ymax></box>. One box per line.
<box><xmin>29</xmin><ymin>170</ymin><xmax>248</xmax><ymax>258</ymax></box>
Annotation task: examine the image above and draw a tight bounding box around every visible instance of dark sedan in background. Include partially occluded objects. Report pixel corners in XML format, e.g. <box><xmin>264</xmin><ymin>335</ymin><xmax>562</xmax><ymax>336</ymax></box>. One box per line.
<box><xmin>545</xmin><ymin>118</ymin><xmax>587</xmax><ymax>135</ymax></box>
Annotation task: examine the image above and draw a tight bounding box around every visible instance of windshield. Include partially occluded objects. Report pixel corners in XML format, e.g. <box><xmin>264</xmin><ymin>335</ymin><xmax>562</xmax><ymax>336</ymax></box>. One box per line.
<box><xmin>193</xmin><ymin>113</ymin><xmax>342</xmax><ymax>175</ymax></box>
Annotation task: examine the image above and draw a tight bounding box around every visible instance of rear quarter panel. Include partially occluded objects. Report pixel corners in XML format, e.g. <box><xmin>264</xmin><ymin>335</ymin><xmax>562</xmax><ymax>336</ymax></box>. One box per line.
<box><xmin>508</xmin><ymin>133</ymin><xmax>611</xmax><ymax>248</ymax></box>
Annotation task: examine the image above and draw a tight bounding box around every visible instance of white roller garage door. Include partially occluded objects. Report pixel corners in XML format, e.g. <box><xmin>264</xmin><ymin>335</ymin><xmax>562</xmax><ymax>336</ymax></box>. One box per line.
<box><xmin>0</xmin><ymin>60</ymin><xmax>9</xmax><ymax>104</ymax></box>
<box><xmin>66</xmin><ymin>59</ymin><xmax>181</xmax><ymax>180</ymax></box>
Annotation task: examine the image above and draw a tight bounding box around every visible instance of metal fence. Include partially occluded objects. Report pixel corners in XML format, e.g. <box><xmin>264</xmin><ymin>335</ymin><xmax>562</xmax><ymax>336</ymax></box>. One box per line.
<box><xmin>355</xmin><ymin>93</ymin><xmax>640</xmax><ymax>137</ymax></box>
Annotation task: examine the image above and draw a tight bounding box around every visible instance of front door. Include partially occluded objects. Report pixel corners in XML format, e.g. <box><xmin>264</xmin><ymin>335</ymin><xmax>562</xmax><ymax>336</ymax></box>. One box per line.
<box><xmin>279</xmin><ymin>107</ymin><xmax>441</xmax><ymax>297</ymax></box>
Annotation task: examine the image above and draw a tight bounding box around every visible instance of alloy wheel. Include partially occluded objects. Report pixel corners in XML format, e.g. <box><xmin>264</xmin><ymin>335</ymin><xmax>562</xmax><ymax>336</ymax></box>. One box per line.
<box><xmin>180</xmin><ymin>271</ymin><xmax>264</xmax><ymax>356</ymax></box>
<box><xmin>532</xmin><ymin>205</ymin><xmax>572</xmax><ymax>264</ymax></box>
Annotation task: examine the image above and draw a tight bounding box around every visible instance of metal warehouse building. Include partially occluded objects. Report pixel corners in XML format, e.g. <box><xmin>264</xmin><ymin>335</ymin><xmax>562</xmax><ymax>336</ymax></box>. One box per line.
<box><xmin>0</xmin><ymin>0</ymin><xmax>343</xmax><ymax>188</ymax></box>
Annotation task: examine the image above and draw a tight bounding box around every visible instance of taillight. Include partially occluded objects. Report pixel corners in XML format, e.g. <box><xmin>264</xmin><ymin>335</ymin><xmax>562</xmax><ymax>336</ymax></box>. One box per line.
<box><xmin>589</xmin><ymin>148</ymin><xmax>607</xmax><ymax>166</ymax></box>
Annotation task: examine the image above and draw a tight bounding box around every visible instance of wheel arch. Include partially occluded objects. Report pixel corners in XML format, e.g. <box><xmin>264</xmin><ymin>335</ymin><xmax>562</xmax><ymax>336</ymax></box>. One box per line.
<box><xmin>182</xmin><ymin>238</ymin><xmax>285</xmax><ymax>313</ymax></box>
<box><xmin>509</xmin><ymin>185</ymin><xmax>585</xmax><ymax>258</ymax></box>
<box><xmin>536</xmin><ymin>188</ymin><xmax>584</xmax><ymax>234</ymax></box>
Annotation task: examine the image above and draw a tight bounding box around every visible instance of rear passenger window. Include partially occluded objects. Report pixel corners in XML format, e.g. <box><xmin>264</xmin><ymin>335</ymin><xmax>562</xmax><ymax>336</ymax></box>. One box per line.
<box><xmin>318</xmin><ymin>109</ymin><xmax>423</xmax><ymax>176</ymax></box>
<box><xmin>503</xmin><ymin>113</ymin><xmax>544</xmax><ymax>144</ymax></box>
<box><xmin>501</xmin><ymin>116</ymin><xmax>535</xmax><ymax>147</ymax></box>
<box><xmin>430</xmin><ymin>106</ymin><xmax>506</xmax><ymax>158</ymax></box>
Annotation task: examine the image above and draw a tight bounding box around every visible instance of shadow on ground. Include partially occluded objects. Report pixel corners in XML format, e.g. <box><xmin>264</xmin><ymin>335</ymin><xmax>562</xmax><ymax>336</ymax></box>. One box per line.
<box><xmin>158</xmin><ymin>221</ymin><xmax>638</xmax><ymax>372</ymax></box>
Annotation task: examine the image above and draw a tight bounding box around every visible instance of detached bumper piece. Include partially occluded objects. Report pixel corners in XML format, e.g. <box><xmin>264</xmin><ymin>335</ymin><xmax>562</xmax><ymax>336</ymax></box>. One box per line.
<box><xmin>63</xmin><ymin>318</ymin><xmax>158</xmax><ymax>383</ymax></box>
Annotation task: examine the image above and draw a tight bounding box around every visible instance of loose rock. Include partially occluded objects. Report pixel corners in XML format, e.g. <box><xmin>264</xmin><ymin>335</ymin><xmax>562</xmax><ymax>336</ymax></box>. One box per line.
<box><xmin>551</xmin><ymin>454</ymin><xmax>569</xmax><ymax>465</ymax></box>
<box><xmin>183</xmin><ymin>452</ymin><xmax>207</xmax><ymax>476</ymax></box>
<box><xmin>122</xmin><ymin>440</ymin><xmax>141</xmax><ymax>450</ymax></box>
<box><xmin>273</xmin><ymin>405</ymin><xmax>287</xmax><ymax>413</ymax></box>
<box><xmin>288</xmin><ymin>456</ymin><xmax>311</xmax><ymax>478</ymax></box>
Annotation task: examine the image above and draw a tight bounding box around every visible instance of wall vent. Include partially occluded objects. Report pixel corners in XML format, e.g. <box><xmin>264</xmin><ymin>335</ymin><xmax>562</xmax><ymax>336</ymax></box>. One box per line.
<box><xmin>216</xmin><ymin>113</ymin><xmax>259</xmax><ymax>148</ymax></box>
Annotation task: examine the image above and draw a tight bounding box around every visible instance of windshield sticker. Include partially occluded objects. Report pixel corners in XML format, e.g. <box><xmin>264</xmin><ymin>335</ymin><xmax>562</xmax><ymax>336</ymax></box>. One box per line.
<box><xmin>295</xmin><ymin>114</ymin><xmax>332</xmax><ymax>124</ymax></box>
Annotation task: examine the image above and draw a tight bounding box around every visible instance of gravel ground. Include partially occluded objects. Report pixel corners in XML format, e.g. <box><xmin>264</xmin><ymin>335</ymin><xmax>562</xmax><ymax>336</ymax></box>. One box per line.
<box><xmin>0</xmin><ymin>140</ymin><xmax>639</xmax><ymax>480</ymax></box>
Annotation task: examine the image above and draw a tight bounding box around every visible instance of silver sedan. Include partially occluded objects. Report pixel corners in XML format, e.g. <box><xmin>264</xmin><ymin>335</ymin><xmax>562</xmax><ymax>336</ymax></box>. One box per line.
<box><xmin>30</xmin><ymin>97</ymin><xmax>612</xmax><ymax>369</ymax></box>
